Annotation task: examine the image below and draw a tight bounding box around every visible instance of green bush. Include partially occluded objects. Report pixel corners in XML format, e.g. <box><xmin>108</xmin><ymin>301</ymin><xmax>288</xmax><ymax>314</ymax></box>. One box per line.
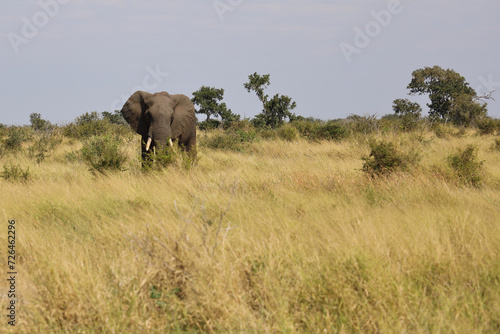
<box><xmin>476</xmin><ymin>118</ymin><xmax>497</xmax><ymax>135</ymax></box>
<box><xmin>345</xmin><ymin>114</ymin><xmax>380</xmax><ymax>135</ymax></box>
<box><xmin>198</xmin><ymin>119</ymin><xmax>221</xmax><ymax>131</ymax></box>
<box><xmin>276</xmin><ymin>124</ymin><xmax>298</xmax><ymax>141</ymax></box>
<box><xmin>258</xmin><ymin>128</ymin><xmax>277</xmax><ymax>140</ymax></box>
<box><xmin>1</xmin><ymin>164</ymin><xmax>31</xmax><ymax>183</ymax></box>
<box><xmin>102</xmin><ymin>110</ymin><xmax>127</xmax><ymax>125</ymax></box>
<box><xmin>63</xmin><ymin>112</ymin><xmax>111</xmax><ymax>139</ymax></box>
<box><xmin>362</xmin><ymin>139</ymin><xmax>419</xmax><ymax>176</ymax></box>
<box><xmin>30</xmin><ymin>113</ymin><xmax>52</xmax><ymax>131</ymax></box>
<box><xmin>28</xmin><ymin>131</ymin><xmax>62</xmax><ymax>163</ymax></box>
<box><xmin>80</xmin><ymin>135</ymin><xmax>127</xmax><ymax>174</ymax></box>
<box><xmin>290</xmin><ymin>120</ymin><xmax>318</xmax><ymax>139</ymax></box>
<box><xmin>431</xmin><ymin>122</ymin><xmax>454</xmax><ymax>138</ymax></box>
<box><xmin>142</xmin><ymin>146</ymin><xmax>176</xmax><ymax>170</ymax></box>
<box><xmin>142</xmin><ymin>145</ymin><xmax>196</xmax><ymax>171</ymax></box>
<box><xmin>3</xmin><ymin>127</ymin><xmax>32</xmax><ymax>151</ymax></box>
<box><xmin>399</xmin><ymin>113</ymin><xmax>421</xmax><ymax>131</ymax></box>
<box><xmin>315</xmin><ymin>121</ymin><xmax>350</xmax><ymax>141</ymax></box>
<box><xmin>391</xmin><ymin>98</ymin><xmax>422</xmax><ymax>131</ymax></box>
<box><xmin>491</xmin><ymin>138</ymin><xmax>500</xmax><ymax>151</ymax></box>
<box><xmin>377</xmin><ymin>116</ymin><xmax>398</xmax><ymax>133</ymax></box>
<box><xmin>447</xmin><ymin>145</ymin><xmax>483</xmax><ymax>186</ymax></box>
<box><xmin>202</xmin><ymin>131</ymin><xmax>242</xmax><ymax>151</ymax></box>
<box><xmin>62</xmin><ymin>111</ymin><xmax>133</xmax><ymax>140</ymax></box>
<box><xmin>291</xmin><ymin>120</ymin><xmax>349</xmax><ymax>141</ymax></box>
<box><xmin>227</xmin><ymin>119</ymin><xmax>255</xmax><ymax>132</ymax></box>
<box><xmin>201</xmin><ymin>129</ymin><xmax>257</xmax><ymax>151</ymax></box>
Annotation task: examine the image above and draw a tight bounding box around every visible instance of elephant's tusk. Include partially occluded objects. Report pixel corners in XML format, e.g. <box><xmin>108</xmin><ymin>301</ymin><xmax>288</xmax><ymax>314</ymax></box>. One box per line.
<box><xmin>169</xmin><ymin>138</ymin><xmax>173</xmax><ymax>147</ymax></box>
<box><xmin>153</xmin><ymin>146</ymin><xmax>156</xmax><ymax>155</ymax></box>
<box><xmin>146</xmin><ymin>137</ymin><xmax>152</xmax><ymax>151</ymax></box>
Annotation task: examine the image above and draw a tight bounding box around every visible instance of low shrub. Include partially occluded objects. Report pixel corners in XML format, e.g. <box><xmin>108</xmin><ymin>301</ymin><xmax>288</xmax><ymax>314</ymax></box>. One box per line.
<box><xmin>345</xmin><ymin>114</ymin><xmax>380</xmax><ymax>135</ymax></box>
<box><xmin>447</xmin><ymin>145</ymin><xmax>483</xmax><ymax>186</ymax></box>
<box><xmin>431</xmin><ymin>122</ymin><xmax>455</xmax><ymax>139</ymax></box>
<box><xmin>202</xmin><ymin>129</ymin><xmax>257</xmax><ymax>151</ymax></box>
<box><xmin>3</xmin><ymin>127</ymin><xmax>32</xmax><ymax>151</ymax></box>
<box><xmin>476</xmin><ymin>118</ymin><xmax>498</xmax><ymax>135</ymax></box>
<box><xmin>1</xmin><ymin>164</ymin><xmax>31</xmax><ymax>183</ymax></box>
<box><xmin>30</xmin><ymin>113</ymin><xmax>52</xmax><ymax>131</ymax></box>
<box><xmin>491</xmin><ymin>138</ymin><xmax>500</xmax><ymax>151</ymax></box>
<box><xmin>102</xmin><ymin>110</ymin><xmax>127</xmax><ymax>125</ymax></box>
<box><xmin>399</xmin><ymin>113</ymin><xmax>421</xmax><ymax>131</ymax></box>
<box><xmin>62</xmin><ymin>111</ymin><xmax>133</xmax><ymax>140</ymax></box>
<box><xmin>142</xmin><ymin>146</ymin><xmax>177</xmax><ymax>171</ymax></box>
<box><xmin>80</xmin><ymin>135</ymin><xmax>127</xmax><ymax>174</ymax></box>
<box><xmin>276</xmin><ymin>124</ymin><xmax>298</xmax><ymax>141</ymax></box>
<box><xmin>291</xmin><ymin>120</ymin><xmax>349</xmax><ymax>141</ymax></box>
<box><xmin>198</xmin><ymin>119</ymin><xmax>221</xmax><ymax>131</ymax></box>
<box><xmin>140</xmin><ymin>143</ymin><xmax>197</xmax><ymax>171</ymax></box>
<box><xmin>314</xmin><ymin>121</ymin><xmax>350</xmax><ymax>141</ymax></box>
<box><xmin>63</xmin><ymin>112</ymin><xmax>111</xmax><ymax>139</ymax></box>
<box><xmin>28</xmin><ymin>131</ymin><xmax>62</xmax><ymax>163</ymax></box>
<box><xmin>362</xmin><ymin>139</ymin><xmax>419</xmax><ymax>176</ymax></box>
<box><xmin>290</xmin><ymin>120</ymin><xmax>318</xmax><ymax>139</ymax></box>
<box><xmin>258</xmin><ymin>128</ymin><xmax>277</xmax><ymax>140</ymax></box>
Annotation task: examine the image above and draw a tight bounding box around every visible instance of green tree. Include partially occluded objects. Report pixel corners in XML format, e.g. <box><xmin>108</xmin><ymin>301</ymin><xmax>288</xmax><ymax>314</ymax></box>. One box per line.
<box><xmin>448</xmin><ymin>95</ymin><xmax>488</xmax><ymax>127</ymax></box>
<box><xmin>192</xmin><ymin>86</ymin><xmax>239</xmax><ymax>129</ymax></box>
<box><xmin>243</xmin><ymin>73</ymin><xmax>270</xmax><ymax>104</ymax></box>
<box><xmin>219</xmin><ymin>107</ymin><xmax>240</xmax><ymax>128</ymax></box>
<box><xmin>407</xmin><ymin>66</ymin><xmax>477</xmax><ymax>122</ymax></box>
<box><xmin>29</xmin><ymin>113</ymin><xmax>51</xmax><ymax>131</ymax></box>
<box><xmin>192</xmin><ymin>86</ymin><xmax>229</xmax><ymax>122</ymax></box>
<box><xmin>263</xmin><ymin>94</ymin><xmax>297</xmax><ymax>128</ymax></box>
<box><xmin>244</xmin><ymin>72</ymin><xmax>297</xmax><ymax>128</ymax></box>
<box><xmin>392</xmin><ymin>98</ymin><xmax>422</xmax><ymax>131</ymax></box>
<box><xmin>392</xmin><ymin>98</ymin><xmax>422</xmax><ymax>116</ymax></box>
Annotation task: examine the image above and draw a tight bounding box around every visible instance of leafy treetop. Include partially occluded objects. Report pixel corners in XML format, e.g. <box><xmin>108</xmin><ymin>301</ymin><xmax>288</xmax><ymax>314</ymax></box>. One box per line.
<box><xmin>407</xmin><ymin>66</ymin><xmax>477</xmax><ymax>120</ymax></box>
<box><xmin>191</xmin><ymin>86</ymin><xmax>231</xmax><ymax>122</ymax></box>
<box><xmin>244</xmin><ymin>72</ymin><xmax>296</xmax><ymax>128</ymax></box>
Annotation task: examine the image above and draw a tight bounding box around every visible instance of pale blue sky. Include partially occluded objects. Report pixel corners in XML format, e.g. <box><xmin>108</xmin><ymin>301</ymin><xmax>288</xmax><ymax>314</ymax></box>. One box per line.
<box><xmin>1</xmin><ymin>0</ymin><xmax>499</xmax><ymax>125</ymax></box>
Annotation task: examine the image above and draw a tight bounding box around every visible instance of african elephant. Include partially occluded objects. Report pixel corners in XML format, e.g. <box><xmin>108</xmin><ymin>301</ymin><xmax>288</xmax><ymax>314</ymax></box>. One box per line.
<box><xmin>120</xmin><ymin>91</ymin><xmax>197</xmax><ymax>163</ymax></box>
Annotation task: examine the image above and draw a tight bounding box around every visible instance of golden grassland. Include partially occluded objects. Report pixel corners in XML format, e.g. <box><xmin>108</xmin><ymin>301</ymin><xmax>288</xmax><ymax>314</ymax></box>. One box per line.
<box><xmin>1</xmin><ymin>129</ymin><xmax>500</xmax><ymax>333</ymax></box>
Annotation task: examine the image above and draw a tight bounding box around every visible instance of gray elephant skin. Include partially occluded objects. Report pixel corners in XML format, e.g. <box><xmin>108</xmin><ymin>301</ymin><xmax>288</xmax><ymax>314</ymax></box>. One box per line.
<box><xmin>121</xmin><ymin>91</ymin><xmax>197</xmax><ymax>162</ymax></box>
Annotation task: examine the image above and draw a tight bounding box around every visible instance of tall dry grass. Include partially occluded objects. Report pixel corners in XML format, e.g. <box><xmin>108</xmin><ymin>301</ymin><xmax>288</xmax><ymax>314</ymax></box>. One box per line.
<box><xmin>1</xmin><ymin>128</ymin><xmax>499</xmax><ymax>333</ymax></box>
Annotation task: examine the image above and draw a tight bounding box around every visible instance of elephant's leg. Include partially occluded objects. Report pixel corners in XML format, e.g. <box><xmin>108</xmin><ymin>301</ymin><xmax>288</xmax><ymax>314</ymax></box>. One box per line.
<box><xmin>184</xmin><ymin>137</ymin><xmax>197</xmax><ymax>161</ymax></box>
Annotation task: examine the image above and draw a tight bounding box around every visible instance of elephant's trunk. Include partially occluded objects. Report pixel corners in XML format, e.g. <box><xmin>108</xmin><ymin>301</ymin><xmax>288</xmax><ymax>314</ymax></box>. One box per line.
<box><xmin>149</xmin><ymin>123</ymin><xmax>172</xmax><ymax>152</ymax></box>
<box><xmin>145</xmin><ymin>135</ymin><xmax>172</xmax><ymax>152</ymax></box>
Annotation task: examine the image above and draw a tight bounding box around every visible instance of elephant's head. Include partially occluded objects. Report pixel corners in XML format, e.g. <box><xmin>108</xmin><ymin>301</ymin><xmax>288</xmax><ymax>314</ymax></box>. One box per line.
<box><xmin>120</xmin><ymin>91</ymin><xmax>178</xmax><ymax>152</ymax></box>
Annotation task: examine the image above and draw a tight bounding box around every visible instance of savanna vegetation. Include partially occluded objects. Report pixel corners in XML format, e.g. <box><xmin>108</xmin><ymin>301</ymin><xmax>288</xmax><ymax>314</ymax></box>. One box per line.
<box><xmin>1</xmin><ymin>67</ymin><xmax>500</xmax><ymax>332</ymax></box>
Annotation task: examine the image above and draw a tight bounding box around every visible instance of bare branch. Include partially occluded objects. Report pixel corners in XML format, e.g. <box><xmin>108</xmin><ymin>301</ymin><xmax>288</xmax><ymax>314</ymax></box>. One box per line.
<box><xmin>474</xmin><ymin>90</ymin><xmax>496</xmax><ymax>102</ymax></box>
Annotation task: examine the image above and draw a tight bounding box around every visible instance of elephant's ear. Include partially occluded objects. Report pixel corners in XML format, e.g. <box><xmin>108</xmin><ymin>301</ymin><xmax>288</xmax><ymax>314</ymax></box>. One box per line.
<box><xmin>170</xmin><ymin>94</ymin><xmax>196</xmax><ymax>138</ymax></box>
<box><xmin>121</xmin><ymin>91</ymin><xmax>152</xmax><ymax>134</ymax></box>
